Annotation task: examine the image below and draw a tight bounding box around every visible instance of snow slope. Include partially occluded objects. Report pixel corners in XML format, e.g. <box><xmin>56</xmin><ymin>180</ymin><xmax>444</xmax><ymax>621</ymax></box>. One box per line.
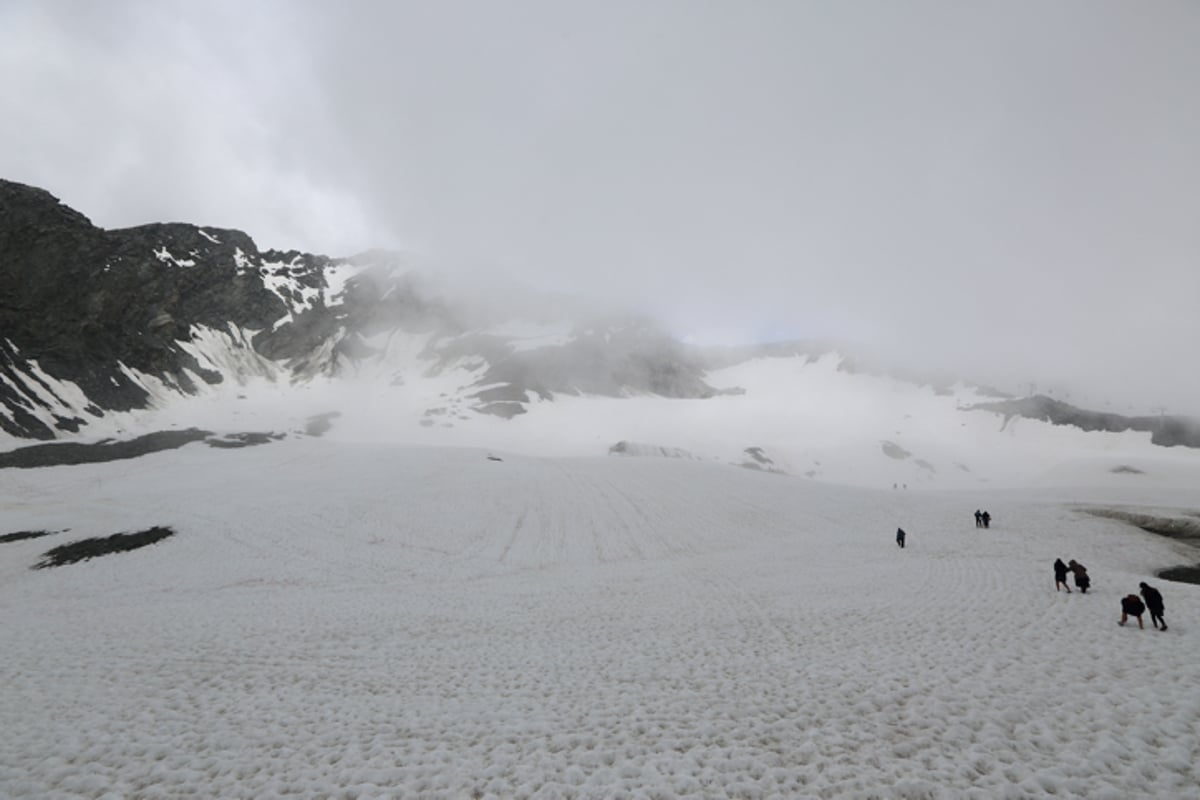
<box><xmin>19</xmin><ymin>348</ymin><xmax>1197</xmax><ymax>492</ymax></box>
<box><xmin>2</xmin><ymin>439</ymin><xmax>1198</xmax><ymax>799</ymax></box>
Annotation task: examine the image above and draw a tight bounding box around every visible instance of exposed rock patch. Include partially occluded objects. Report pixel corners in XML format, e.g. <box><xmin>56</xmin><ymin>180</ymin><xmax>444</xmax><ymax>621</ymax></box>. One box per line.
<box><xmin>0</xmin><ymin>427</ymin><xmax>287</xmax><ymax>468</ymax></box>
<box><xmin>304</xmin><ymin>412</ymin><xmax>340</xmax><ymax>437</ymax></box>
<box><xmin>1080</xmin><ymin>507</ymin><xmax>1200</xmax><ymax>586</ymax></box>
<box><xmin>608</xmin><ymin>441</ymin><xmax>700</xmax><ymax>460</ymax></box>
<box><xmin>1080</xmin><ymin>508</ymin><xmax>1200</xmax><ymax>541</ymax></box>
<box><xmin>205</xmin><ymin>432</ymin><xmax>285</xmax><ymax>449</ymax></box>
<box><xmin>738</xmin><ymin>447</ymin><xmax>787</xmax><ymax>474</ymax></box>
<box><xmin>1156</xmin><ymin>565</ymin><xmax>1200</xmax><ymax>585</ymax></box>
<box><xmin>970</xmin><ymin>395</ymin><xmax>1200</xmax><ymax>449</ymax></box>
<box><xmin>0</xmin><ymin>529</ymin><xmax>65</xmax><ymax>544</ymax></box>
<box><xmin>33</xmin><ymin>526</ymin><xmax>175</xmax><ymax>568</ymax></box>
<box><xmin>0</xmin><ymin>429</ymin><xmax>211</xmax><ymax>468</ymax></box>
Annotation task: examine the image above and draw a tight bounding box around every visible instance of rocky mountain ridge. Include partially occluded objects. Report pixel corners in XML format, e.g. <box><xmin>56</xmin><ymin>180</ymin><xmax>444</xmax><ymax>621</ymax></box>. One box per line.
<box><xmin>0</xmin><ymin>179</ymin><xmax>725</xmax><ymax>439</ymax></box>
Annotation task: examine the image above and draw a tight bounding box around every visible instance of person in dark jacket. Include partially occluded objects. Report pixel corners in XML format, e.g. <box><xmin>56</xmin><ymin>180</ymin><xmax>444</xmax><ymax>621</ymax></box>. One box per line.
<box><xmin>1120</xmin><ymin>594</ymin><xmax>1145</xmax><ymax>628</ymax></box>
<box><xmin>896</xmin><ymin>527</ymin><xmax>906</xmax><ymax>548</ymax></box>
<box><xmin>1054</xmin><ymin>559</ymin><xmax>1071</xmax><ymax>592</ymax></box>
<box><xmin>1139</xmin><ymin>582</ymin><xmax>1167</xmax><ymax>631</ymax></box>
<box><xmin>981</xmin><ymin>510</ymin><xmax>991</xmax><ymax>529</ymax></box>
<box><xmin>975</xmin><ymin>510</ymin><xmax>983</xmax><ymax>528</ymax></box>
<box><xmin>1067</xmin><ymin>559</ymin><xmax>1090</xmax><ymax>593</ymax></box>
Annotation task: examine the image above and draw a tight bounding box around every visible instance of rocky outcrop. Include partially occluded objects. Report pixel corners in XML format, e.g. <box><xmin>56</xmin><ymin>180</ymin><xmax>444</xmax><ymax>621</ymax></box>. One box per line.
<box><xmin>969</xmin><ymin>395</ymin><xmax>1200</xmax><ymax>449</ymax></box>
<box><xmin>1</xmin><ymin>180</ymin><xmax>308</xmax><ymax>437</ymax></box>
<box><xmin>457</xmin><ymin>317</ymin><xmax>725</xmax><ymax>417</ymax></box>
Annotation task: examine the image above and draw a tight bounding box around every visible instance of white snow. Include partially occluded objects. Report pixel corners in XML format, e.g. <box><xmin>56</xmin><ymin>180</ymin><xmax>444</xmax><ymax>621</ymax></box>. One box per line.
<box><xmin>0</xmin><ymin>358</ymin><xmax>96</xmax><ymax>433</ymax></box>
<box><xmin>484</xmin><ymin>320</ymin><xmax>577</xmax><ymax>352</ymax></box>
<box><xmin>233</xmin><ymin>247</ymin><xmax>255</xmax><ymax>275</ymax></box>
<box><xmin>261</xmin><ymin>257</ymin><xmax>322</xmax><ymax>319</ymax></box>
<box><xmin>257</xmin><ymin>256</ymin><xmax>361</xmax><ymax>329</ymax></box>
<box><xmin>198</xmin><ymin>229</ymin><xmax>221</xmax><ymax>244</ymax></box>
<box><xmin>322</xmin><ymin>261</ymin><xmax>366</xmax><ymax>307</ymax></box>
<box><xmin>153</xmin><ymin>246</ymin><xmax>197</xmax><ymax>268</ymax></box>
<box><xmin>1</xmin><ymin>438</ymin><xmax>1198</xmax><ymax>799</ymax></box>
<box><xmin>175</xmin><ymin>324</ymin><xmax>279</xmax><ymax>384</ymax></box>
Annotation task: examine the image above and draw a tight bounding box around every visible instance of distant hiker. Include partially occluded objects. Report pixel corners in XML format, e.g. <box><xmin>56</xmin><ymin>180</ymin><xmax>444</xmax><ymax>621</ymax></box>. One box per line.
<box><xmin>981</xmin><ymin>511</ymin><xmax>992</xmax><ymax>529</ymax></box>
<box><xmin>896</xmin><ymin>527</ymin><xmax>906</xmax><ymax>548</ymax></box>
<box><xmin>975</xmin><ymin>510</ymin><xmax>983</xmax><ymax>528</ymax></box>
<box><xmin>1054</xmin><ymin>559</ymin><xmax>1071</xmax><ymax>592</ymax></box>
<box><xmin>1120</xmin><ymin>594</ymin><xmax>1145</xmax><ymax>628</ymax></box>
<box><xmin>1067</xmin><ymin>560</ymin><xmax>1090</xmax><ymax>593</ymax></box>
<box><xmin>1140</xmin><ymin>582</ymin><xmax>1167</xmax><ymax>631</ymax></box>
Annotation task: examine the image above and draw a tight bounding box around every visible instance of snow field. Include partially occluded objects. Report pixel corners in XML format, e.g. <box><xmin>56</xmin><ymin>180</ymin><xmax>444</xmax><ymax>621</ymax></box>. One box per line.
<box><xmin>14</xmin><ymin>343</ymin><xmax>1199</xmax><ymax>494</ymax></box>
<box><xmin>1</xmin><ymin>439</ymin><xmax>1198</xmax><ymax>799</ymax></box>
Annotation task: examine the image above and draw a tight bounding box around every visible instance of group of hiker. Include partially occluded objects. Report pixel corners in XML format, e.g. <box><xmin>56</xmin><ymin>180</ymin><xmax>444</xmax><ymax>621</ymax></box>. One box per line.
<box><xmin>895</xmin><ymin>512</ymin><xmax>995</xmax><ymax>548</ymax></box>
<box><xmin>1120</xmin><ymin>583</ymin><xmax>1168</xmax><ymax>631</ymax></box>
<box><xmin>1055</xmin><ymin>557</ymin><xmax>1169</xmax><ymax>631</ymax></box>
<box><xmin>895</xmin><ymin>515</ymin><xmax>1174</xmax><ymax>633</ymax></box>
<box><xmin>1053</xmin><ymin>558</ymin><xmax>1090</xmax><ymax>593</ymax></box>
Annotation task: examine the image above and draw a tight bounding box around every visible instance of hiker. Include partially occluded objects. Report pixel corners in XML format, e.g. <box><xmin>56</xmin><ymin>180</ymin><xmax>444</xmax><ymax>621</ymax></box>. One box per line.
<box><xmin>1067</xmin><ymin>559</ymin><xmax>1090</xmax><ymax>593</ymax></box>
<box><xmin>981</xmin><ymin>510</ymin><xmax>991</xmax><ymax>529</ymax></box>
<box><xmin>896</xmin><ymin>527</ymin><xmax>906</xmax><ymax>548</ymax></box>
<box><xmin>1120</xmin><ymin>594</ymin><xmax>1145</xmax><ymax>628</ymax></box>
<box><xmin>1140</xmin><ymin>582</ymin><xmax>1167</xmax><ymax>631</ymax></box>
<box><xmin>974</xmin><ymin>510</ymin><xmax>983</xmax><ymax>528</ymax></box>
<box><xmin>1054</xmin><ymin>559</ymin><xmax>1071</xmax><ymax>592</ymax></box>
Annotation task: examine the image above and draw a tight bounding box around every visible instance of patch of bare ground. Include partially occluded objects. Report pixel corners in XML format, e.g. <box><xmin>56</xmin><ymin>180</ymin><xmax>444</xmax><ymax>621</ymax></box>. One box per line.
<box><xmin>33</xmin><ymin>527</ymin><xmax>175</xmax><ymax>569</ymax></box>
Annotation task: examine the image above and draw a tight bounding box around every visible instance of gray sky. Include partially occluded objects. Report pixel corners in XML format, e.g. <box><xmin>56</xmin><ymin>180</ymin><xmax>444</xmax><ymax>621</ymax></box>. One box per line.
<box><xmin>2</xmin><ymin>1</ymin><xmax>1198</xmax><ymax>413</ymax></box>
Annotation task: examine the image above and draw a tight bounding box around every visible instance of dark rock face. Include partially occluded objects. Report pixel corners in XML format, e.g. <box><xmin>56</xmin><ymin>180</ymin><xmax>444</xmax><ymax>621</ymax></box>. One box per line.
<box><xmin>0</xmin><ymin>529</ymin><xmax>64</xmax><ymax>544</ymax></box>
<box><xmin>1</xmin><ymin>180</ymin><xmax>296</xmax><ymax>437</ymax></box>
<box><xmin>969</xmin><ymin>395</ymin><xmax>1200</xmax><ymax>449</ymax></box>
<box><xmin>32</xmin><ymin>526</ymin><xmax>175</xmax><ymax>569</ymax></box>
<box><xmin>0</xmin><ymin>428</ymin><xmax>212</xmax><ymax>468</ymax></box>
<box><xmin>0</xmin><ymin>179</ymin><xmax>727</xmax><ymax>439</ymax></box>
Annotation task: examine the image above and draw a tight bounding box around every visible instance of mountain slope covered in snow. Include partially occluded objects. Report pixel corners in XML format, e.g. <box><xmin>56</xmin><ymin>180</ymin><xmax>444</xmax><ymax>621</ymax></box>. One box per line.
<box><xmin>3</xmin><ymin>177</ymin><xmax>1199</xmax><ymax>490</ymax></box>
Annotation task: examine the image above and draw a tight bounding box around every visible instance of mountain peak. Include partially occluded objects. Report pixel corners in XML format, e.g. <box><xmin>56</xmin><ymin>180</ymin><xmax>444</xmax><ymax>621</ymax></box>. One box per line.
<box><xmin>2</xmin><ymin>179</ymin><xmax>1197</xmax><ymax>488</ymax></box>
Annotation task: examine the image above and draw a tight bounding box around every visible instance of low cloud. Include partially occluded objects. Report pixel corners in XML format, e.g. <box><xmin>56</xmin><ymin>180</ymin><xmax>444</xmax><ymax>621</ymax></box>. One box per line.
<box><xmin>2</xmin><ymin>0</ymin><xmax>1197</xmax><ymax>412</ymax></box>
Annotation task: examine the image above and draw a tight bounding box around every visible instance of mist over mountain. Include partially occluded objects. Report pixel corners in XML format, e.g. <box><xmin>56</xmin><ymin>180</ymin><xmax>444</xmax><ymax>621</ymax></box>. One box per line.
<box><xmin>2</xmin><ymin>178</ymin><xmax>1198</xmax><ymax>487</ymax></box>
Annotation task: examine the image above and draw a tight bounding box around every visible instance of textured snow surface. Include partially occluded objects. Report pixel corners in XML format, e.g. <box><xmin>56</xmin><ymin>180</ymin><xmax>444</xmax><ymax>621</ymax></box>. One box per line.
<box><xmin>2</xmin><ymin>440</ymin><xmax>1199</xmax><ymax>799</ymax></box>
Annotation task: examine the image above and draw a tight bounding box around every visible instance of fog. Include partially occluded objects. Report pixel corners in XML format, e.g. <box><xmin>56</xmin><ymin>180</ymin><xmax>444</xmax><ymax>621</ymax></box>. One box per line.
<box><xmin>2</xmin><ymin>1</ymin><xmax>1197</xmax><ymax>413</ymax></box>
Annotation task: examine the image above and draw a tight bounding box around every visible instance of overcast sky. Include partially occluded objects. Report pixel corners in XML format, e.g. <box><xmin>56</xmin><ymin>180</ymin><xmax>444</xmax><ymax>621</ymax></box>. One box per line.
<box><xmin>2</xmin><ymin>0</ymin><xmax>1198</xmax><ymax>412</ymax></box>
